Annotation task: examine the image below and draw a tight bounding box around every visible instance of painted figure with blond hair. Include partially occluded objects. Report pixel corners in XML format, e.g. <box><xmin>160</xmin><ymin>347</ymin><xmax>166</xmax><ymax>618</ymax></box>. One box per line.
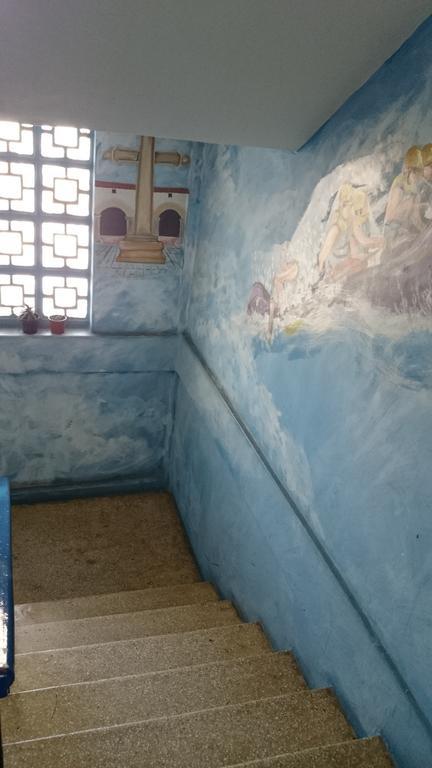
<box><xmin>268</xmin><ymin>259</ymin><xmax>299</xmax><ymax>336</ymax></box>
<box><xmin>316</xmin><ymin>183</ymin><xmax>384</xmax><ymax>282</ymax></box>
<box><xmin>247</xmin><ymin>140</ymin><xmax>432</xmax><ymax>338</ymax></box>
<box><xmin>421</xmin><ymin>143</ymin><xmax>432</xmax><ymax>182</ymax></box>
<box><xmin>384</xmin><ymin>145</ymin><xmax>425</xmax><ymax>247</ymax></box>
<box><xmin>419</xmin><ymin>143</ymin><xmax>432</xmax><ymax>221</ymax></box>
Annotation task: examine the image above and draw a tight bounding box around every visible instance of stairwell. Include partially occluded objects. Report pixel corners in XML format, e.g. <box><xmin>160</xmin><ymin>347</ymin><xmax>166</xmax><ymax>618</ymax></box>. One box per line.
<box><xmin>0</xmin><ymin>492</ymin><xmax>394</xmax><ymax>767</ymax></box>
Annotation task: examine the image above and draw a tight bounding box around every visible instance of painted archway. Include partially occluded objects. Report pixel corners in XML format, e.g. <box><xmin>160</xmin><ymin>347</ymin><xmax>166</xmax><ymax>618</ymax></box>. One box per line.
<box><xmin>100</xmin><ymin>206</ymin><xmax>127</xmax><ymax>237</ymax></box>
<box><xmin>159</xmin><ymin>208</ymin><xmax>181</xmax><ymax>238</ymax></box>
<box><xmin>153</xmin><ymin>202</ymin><xmax>185</xmax><ymax>244</ymax></box>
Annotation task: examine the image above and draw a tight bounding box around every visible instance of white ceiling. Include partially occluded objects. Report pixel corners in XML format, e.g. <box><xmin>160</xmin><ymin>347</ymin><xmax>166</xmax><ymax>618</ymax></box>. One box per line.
<box><xmin>0</xmin><ymin>1</ymin><xmax>430</xmax><ymax>150</ymax></box>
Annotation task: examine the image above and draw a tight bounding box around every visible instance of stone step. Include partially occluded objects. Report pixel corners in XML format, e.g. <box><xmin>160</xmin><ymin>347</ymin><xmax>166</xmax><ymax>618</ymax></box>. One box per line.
<box><xmin>15</xmin><ymin>582</ymin><xmax>219</xmax><ymax>624</ymax></box>
<box><xmin>223</xmin><ymin>737</ymin><xmax>394</xmax><ymax>767</ymax></box>
<box><xmin>14</xmin><ymin>623</ymin><xmax>271</xmax><ymax>692</ymax></box>
<box><xmin>13</xmin><ymin>492</ymin><xmax>200</xmax><ymax>603</ymax></box>
<box><xmin>2</xmin><ymin>690</ymin><xmax>354</xmax><ymax>768</ymax></box>
<box><xmin>2</xmin><ymin>652</ymin><xmax>306</xmax><ymax>742</ymax></box>
<box><xmin>16</xmin><ymin>601</ymin><xmax>238</xmax><ymax>653</ymax></box>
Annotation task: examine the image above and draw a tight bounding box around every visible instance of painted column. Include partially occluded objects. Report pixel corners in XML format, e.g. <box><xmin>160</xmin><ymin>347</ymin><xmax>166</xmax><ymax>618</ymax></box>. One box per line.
<box><xmin>117</xmin><ymin>136</ymin><xmax>165</xmax><ymax>263</ymax></box>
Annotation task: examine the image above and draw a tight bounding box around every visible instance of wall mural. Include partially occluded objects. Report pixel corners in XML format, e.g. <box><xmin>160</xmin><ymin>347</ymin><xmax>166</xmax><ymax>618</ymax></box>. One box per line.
<box><xmin>91</xmin><ymin>132</ymin><xmax>196</xmax><ymax>333</ymax></box>
<box><xmin>247</xmin><ymin>143</ymin><xmax>432</xmax><ymax>339</ymax></box>
<box><xmin>94</xmin><ymin>132</ymin><xmax>190</xmax><ymax>269</ymax></box>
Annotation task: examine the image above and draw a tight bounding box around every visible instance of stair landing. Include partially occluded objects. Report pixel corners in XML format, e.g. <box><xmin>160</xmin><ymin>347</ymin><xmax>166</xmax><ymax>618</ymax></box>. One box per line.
<box><xmin>12</xmin><ymin>491</ymin><xmax>200</xmax><ymax>603</ymax></box>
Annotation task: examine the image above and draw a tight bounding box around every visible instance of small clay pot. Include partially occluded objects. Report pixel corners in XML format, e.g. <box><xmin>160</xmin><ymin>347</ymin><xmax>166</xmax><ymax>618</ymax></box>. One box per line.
<box><xmin>49</xmin><ymin>314</ymin><xmax>67</xmax><ymax>335</ymax></box>
<box><xmin>21</xmin><ymin>315</ymin><xmax>39</xmax><ymax>334</ymax></box>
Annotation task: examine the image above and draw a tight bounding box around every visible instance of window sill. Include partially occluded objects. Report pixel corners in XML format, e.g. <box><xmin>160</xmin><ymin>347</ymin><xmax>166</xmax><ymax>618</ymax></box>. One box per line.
<box><xmin>0</xmin><ymin>328</ymin><xmax>177</xmax><ymax>338</ymax></box>
<box><xmin>0</xmin><ymin>327</ymin><xmax>93</xmax><ymax>338</ymax></box>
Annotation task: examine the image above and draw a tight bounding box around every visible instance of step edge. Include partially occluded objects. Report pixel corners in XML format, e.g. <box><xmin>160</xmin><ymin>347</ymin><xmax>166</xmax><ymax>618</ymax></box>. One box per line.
<box><xmin>218</xmin><ymin>736</ymin><xmax>392</xmax><ymax>768</ymax></box>
<box><xmin>3</xmin><ymin>688</ymin><xmax>352</xmax><ymax>748</ymax></box>
<box><xmin>9</xmin><ymin>651</ymin><xmax>299</xmax><ymax>695</ymax></box>
<box><xmin>14</xmin><ymin>572</ymin><xmax>204</xmax><ymax>606</ymax></box>
<box><xmin>15</xmin><ymin>582</ymin><xmax>218</xmax><ymax>616</ymax></box>
<box><xmin>16</xmin><ymin>599</ymin><xmax>236</xmax><ymax>633</ymax></box>
<box><xmin>15</xmin><ymin>621</ymin><xmax>267</xmax><ymax>658</ymax></box>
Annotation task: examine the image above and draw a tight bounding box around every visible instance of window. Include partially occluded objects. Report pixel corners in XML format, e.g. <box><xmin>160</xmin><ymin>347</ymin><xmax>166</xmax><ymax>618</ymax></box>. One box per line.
<box><xmin>0</xmin><ymin>122</ymin><xmax>94</xmax><ymax>326</ymax></box>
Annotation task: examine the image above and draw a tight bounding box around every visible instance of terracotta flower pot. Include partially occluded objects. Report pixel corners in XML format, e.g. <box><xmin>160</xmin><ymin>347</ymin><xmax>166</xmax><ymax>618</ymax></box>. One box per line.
<box><xmin>49</xmin><ymin>314</ymin><xmax>67</xmax><ymax>335</ymax></box>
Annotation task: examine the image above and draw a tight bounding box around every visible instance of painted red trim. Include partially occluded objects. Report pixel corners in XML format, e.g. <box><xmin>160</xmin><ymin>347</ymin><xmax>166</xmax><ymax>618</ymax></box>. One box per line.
<box><xmin>96</xmin><ymin>180</ymin><xmax>135</xmax><ymax>190</ymax></box>
<box><xmin>95</xmin><ymin>180</ymin><xmax>189</xmax><ymax>194</ymax></box>
<box><xmin>155</xmin><ymin>186</ymin><xmax>189</xmax><ymax>194</ymax></box>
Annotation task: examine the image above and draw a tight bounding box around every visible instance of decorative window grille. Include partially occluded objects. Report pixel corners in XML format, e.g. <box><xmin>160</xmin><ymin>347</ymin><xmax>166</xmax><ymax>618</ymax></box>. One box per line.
<box><xmin>0</xmin><ymin>122</ymin><xmax>94</xmax><ymax>325</ymax></box>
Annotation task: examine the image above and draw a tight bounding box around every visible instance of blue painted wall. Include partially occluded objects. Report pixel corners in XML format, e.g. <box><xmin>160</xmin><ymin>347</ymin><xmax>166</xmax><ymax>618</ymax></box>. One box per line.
<box><xmin>171</xmin><ymin>18</ymin><xmax>432</xmax><ymax>767</ymax></box>
<box><xmin>0</xmin><ymin>134</ymin><xmax>202</xmax><ymax>490</ymax></box>
<box><xmin>0</xmin><ymin>335</ymin><xmax>177</xmax><ymax>489</ymax></box>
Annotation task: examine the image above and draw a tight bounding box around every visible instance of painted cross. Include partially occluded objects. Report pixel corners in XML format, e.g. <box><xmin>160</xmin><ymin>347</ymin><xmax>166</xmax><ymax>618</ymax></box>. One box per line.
<box><xmin>103</xmin><ymin>137</ymin><xmax>190</xmax><ymax>263</ymax></box>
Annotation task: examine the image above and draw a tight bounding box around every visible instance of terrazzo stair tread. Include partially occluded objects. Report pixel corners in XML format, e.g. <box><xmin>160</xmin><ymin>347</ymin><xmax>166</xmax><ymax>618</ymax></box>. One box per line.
<box><xmin>15</xmin><ymin>582</ymin><xmax>219</xmax><ymax>624</ymax></box>
<box><xmin>2</xmin><ymin>689</ymin><xmax>355</xmax><ymax>768</ymax></box>
<box><xmin>13</xmin><ymin>492</ymin><xmax>200</xmax><ymax>603</ymax></box>
<box><xmin>16</xmin><ymin>601</ymin><xmax>239</xmax><ymax>653</ymax></box>
<box><xmin>223</xmin><ymin>736</ymin><xmax>394</xmax><ymax>767</ymax></box>
<box><xmin>2</xmin><ymin>652</ymin><xmax>306</xmax><ymax>741</ymax></box>
<box><xmin>14</xmin><ymin>623</ymin><xmax>271</xmax><ymax>691</ymax></box>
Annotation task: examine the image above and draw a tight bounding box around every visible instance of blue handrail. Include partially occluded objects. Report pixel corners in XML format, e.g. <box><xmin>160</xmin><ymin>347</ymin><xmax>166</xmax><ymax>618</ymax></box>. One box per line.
<box><xmin>0</xmin><ymin>478</ymin><xmax>14</xmax><ymax>697</ymax></box>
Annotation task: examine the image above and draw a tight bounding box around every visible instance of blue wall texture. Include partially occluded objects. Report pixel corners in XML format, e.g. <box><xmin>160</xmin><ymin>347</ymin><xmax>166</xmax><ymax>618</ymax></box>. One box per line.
<box><xmin>0</xmin><ymin>136</ymin><xmax>202</xmax><ymax>491</ymax></box>
<box><xmin>171</xmin><ymin>18</ymin><xmax>432</xmax><ymax>768</ymax></box>
<box><xmin>0</xmin><ymin>334</ymin><xmax>177</xmax><ymax>489</ymax></box>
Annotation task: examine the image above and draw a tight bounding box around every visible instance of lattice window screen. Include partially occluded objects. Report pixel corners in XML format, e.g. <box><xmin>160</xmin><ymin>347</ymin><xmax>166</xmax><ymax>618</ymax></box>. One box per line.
<box><xmin>0</xmin><ymin>122</ymin><xmax>93</xmax><ymax>323</ymax></box>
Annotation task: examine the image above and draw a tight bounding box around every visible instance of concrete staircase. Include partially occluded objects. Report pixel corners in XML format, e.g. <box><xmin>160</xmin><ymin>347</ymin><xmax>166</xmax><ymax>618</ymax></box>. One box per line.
<box><xmin>1</xmin><ymin>492</ymin><xmax>394</xmax><ymax>767</ymax></box>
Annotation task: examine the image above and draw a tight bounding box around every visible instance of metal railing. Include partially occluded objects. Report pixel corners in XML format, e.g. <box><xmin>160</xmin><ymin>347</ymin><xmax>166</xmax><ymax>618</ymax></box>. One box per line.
<box><xmin>0</xmin><ymin>478</ymin><xmax>14</xmax><ymax>697</ymax></box>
